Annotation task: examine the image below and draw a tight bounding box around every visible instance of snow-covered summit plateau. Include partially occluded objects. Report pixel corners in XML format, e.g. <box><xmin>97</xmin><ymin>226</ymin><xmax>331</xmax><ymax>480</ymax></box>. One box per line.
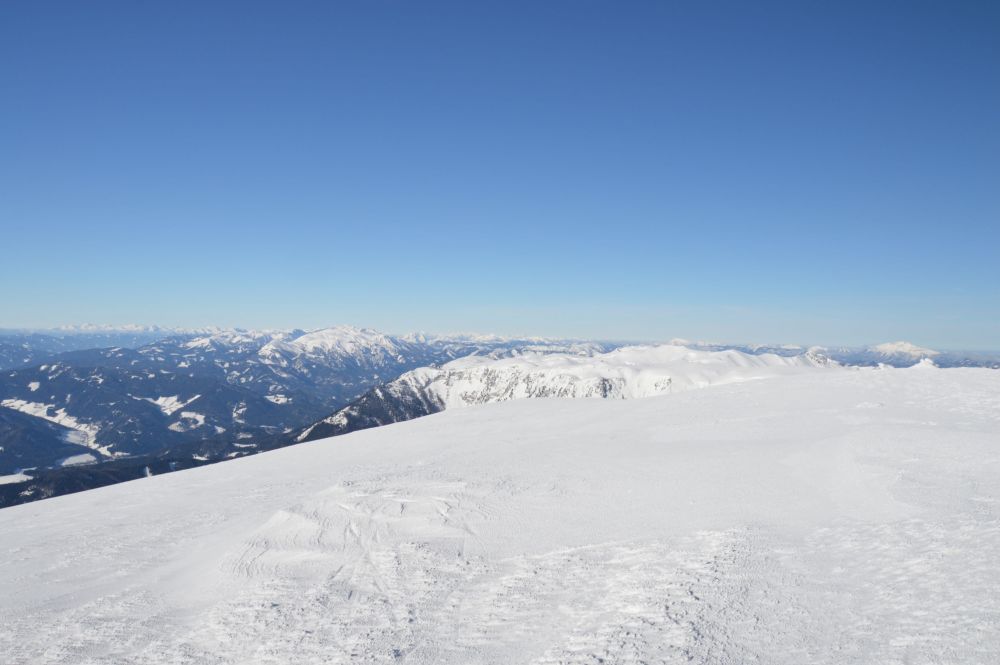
<box><xmin>2</xmin><ymin>364</ymin><xmax>998</xmax><ymax>663</ymax></box>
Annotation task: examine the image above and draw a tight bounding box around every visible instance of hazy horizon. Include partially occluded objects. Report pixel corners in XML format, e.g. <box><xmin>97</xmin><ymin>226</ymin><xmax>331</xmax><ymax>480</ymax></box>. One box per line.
<box><xmin>3</xmin><ymin>320</ymin><xmax>997</xmax><ymax>353</ymax></box>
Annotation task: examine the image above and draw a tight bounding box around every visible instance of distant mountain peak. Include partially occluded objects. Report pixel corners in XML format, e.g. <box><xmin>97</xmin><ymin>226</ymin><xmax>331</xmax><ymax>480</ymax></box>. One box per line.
<box><xmin>871</xmin><ymin>341</ymin><xmax>939</xmax><ymax>358</ymax></box>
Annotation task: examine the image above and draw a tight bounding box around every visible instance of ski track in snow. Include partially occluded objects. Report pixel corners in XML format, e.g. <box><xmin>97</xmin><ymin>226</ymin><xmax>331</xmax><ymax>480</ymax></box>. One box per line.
<box><xmin>1</xmin><ymin>369</ymin><xmax>999</xmax><ymax>664</ymax></box>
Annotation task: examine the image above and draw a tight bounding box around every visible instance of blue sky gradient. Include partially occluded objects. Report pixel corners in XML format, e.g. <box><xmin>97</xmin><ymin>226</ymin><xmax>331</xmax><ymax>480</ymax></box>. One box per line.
<box><xmin>2</xmin><ymin>1</ymin><xmax>998</xmax><ymax>347</ymax></box>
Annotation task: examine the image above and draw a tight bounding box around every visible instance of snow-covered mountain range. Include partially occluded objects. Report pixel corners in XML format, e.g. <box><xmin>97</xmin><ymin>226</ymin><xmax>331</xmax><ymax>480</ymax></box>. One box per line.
<box><xmin>2</xmin><ymin>364</ymin><xmax>997</xmax><ymax>663</ymax></box>
<box><xmin>0</xmin><ymin>327</ymin><xmax>619</xmax><ymax>502</ymax></box>
<box><xmin>2</xmin><ymin>326</ymin><xmax>997</xmax><ymax>508</ymax></box>
<box><xmin>0</xmin><ymin>327</ymin><xmax>188</xmax><ymax>369</ymax></box>
<box><xmin>669</xmin><ymin>339</ymin><xmax>999</xmax><ymax>368</ymax></box>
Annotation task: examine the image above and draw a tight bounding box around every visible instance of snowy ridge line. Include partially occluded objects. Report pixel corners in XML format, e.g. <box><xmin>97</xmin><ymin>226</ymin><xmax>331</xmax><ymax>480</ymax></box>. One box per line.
<box><xmin>422</xmin><ymin>343</ymin><xmax>835</xmax><ymax>405</ymax></box>
<box><xmin>297</xmin><ymin>343</ymin><xmax>837</xmax><ymax>442</ymax></box>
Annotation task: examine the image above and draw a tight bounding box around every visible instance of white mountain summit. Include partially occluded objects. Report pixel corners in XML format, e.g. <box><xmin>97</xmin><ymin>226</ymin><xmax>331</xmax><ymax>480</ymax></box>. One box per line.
<box><xmin>870</xmin><ymin>340</ymin><xmax>940</xmax><ymax>358</ymax></box>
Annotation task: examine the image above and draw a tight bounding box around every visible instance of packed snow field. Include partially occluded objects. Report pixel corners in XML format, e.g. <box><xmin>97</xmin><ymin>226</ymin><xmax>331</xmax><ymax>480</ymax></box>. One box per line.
<box><xmin>1</xmin><ymin>365</ymin><xmax>998</xmax><ymax>663</ymax></box>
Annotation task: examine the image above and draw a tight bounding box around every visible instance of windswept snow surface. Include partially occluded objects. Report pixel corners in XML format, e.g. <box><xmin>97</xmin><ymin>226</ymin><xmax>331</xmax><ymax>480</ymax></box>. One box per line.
<box><xmin>1</xmin><ymin>367</ymin><xmax>999</xmax><ymax>664</ymax></box>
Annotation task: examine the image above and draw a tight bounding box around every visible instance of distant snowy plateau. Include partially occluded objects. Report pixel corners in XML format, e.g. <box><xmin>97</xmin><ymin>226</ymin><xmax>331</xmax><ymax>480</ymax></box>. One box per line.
<box><xmin>2</xmin><ymin>347</ymin><xmax>998</xmax><ymax>663</ymax></box>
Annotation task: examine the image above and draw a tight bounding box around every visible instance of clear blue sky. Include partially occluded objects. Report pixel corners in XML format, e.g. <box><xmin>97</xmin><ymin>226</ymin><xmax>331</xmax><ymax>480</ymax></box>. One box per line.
<box><xmin>1</xmin><ymin>1</ymin><xmax>997</xmax><ymax>348</ymax></box>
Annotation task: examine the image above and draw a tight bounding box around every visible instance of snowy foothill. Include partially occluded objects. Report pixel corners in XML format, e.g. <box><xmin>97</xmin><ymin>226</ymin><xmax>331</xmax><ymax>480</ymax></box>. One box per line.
<box><xmin>1</xmin><ymin>363</ymin><xmax>998</xmax><ymax>663</ymax></box>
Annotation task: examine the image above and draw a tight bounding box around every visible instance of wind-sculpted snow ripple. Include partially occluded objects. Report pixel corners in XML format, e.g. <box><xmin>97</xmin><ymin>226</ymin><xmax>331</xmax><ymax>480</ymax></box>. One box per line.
<box><xmin>165</xmin><ymin>474</ymin><xmax>812</xmax><ymax>665</ymax></box>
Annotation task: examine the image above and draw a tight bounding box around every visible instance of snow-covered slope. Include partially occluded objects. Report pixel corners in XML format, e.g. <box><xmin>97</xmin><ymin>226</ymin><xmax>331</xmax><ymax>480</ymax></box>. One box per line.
<box><xmin>1</xmin><ymin>367</ymin><xmax>997</xmax><ymax>663</ymax></box>
<box><xmin>297</xmin><ymin>343</ymin><xmax>836</xmax><ymax>441</ymax></box>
